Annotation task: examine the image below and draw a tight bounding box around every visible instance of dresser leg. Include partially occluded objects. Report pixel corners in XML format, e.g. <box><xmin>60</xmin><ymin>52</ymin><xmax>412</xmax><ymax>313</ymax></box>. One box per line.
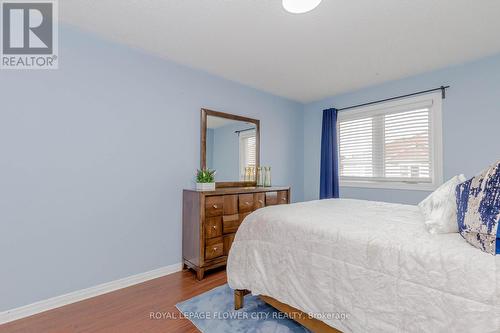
<box><xmin>196</xmin><ymin>268</ymin><xmax>205</xmax><ymax>280</ymax></box>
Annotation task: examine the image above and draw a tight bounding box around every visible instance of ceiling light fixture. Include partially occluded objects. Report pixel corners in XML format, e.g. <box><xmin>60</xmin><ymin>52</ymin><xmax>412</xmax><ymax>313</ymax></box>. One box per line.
<box><xmin>282</xmin><ymin>0</ymin><xmax>322</xmax><ymax>14</ymax></box>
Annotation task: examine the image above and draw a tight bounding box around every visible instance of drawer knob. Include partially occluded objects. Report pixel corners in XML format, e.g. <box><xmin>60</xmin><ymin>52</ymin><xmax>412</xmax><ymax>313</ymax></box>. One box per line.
<box><xmin>258</xmin><ymin>200</ymin><xmax>264</xmax><ymax>204</ymax></box>
<box><xmin>213</xmin><ymin>247</ymin><xmax>218</xmax><ymax>251</ymax></box>
<box><xmin>245</xmin><ymin>202</ymin><xmax>250</xmax><ymax>205</ymax></box>
<box><xmin>281</xmin><ymin>198</ymin><xmax>286</xmax><ymax>201</ymax></box>
<box><xmin>213</xmin><ymin>204</ymin><xmax>218</xmax><ymax>209</ymax></box>
<box><xmin>213</xmin><ymin>225</ymin><xmax>217</xmax><ymax>229</ymax></box>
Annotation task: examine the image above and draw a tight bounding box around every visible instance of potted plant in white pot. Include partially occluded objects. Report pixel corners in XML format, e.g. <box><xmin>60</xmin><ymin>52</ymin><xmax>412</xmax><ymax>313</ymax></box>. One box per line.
<box><xmin>196</xmin><ymin>169</ymin><xmax>216</xmax><ymax>191</ymax></box>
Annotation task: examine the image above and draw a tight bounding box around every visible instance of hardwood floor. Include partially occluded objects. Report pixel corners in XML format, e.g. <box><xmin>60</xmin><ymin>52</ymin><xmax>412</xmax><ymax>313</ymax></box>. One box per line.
<box><xmin>0</xmin><ymin>268</ymin><xmax>227</xmax><ymax>333</ymax></box>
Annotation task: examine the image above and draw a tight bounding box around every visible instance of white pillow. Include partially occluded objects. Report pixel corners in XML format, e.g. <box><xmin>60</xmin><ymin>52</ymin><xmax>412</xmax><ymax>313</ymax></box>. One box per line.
<box><xmin>418</xmin><ymin>174</ymin><xmax>467</xmax><ymax>234</ymax></box>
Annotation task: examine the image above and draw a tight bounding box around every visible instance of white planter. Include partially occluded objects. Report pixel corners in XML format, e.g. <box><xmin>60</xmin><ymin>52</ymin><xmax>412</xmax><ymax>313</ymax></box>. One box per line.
<box><xmin>196</xmin><ymin>182</ymin><xmax>216</xmax><ymax>191</ymax></box>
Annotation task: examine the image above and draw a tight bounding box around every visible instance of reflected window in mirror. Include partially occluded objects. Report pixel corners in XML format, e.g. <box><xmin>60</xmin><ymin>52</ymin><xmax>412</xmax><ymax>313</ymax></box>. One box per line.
<box><xmin>238</xmin><ymin>129</ymin><xmax>256</xmax><ymax>180</ymax></box>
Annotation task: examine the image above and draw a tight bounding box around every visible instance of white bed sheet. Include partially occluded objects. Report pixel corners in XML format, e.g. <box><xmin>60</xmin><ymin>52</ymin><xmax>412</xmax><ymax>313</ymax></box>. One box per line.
<box><xmin>227</xmin><ymin>199</ymin><xmax>500</xmax><ymax>333</ymax></box>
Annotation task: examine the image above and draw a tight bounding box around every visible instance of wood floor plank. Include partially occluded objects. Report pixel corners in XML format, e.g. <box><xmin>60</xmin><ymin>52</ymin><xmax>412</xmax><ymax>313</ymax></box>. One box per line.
<box><xmin>0</xmin><ymin>268</ymin><xmax>227</xmax><ymax>333</ymax></box>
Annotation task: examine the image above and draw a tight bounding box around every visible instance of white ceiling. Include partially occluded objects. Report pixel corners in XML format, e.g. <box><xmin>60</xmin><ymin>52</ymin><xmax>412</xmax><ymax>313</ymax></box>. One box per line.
<box><xmin>61</xmin><ymin>0</ymin><xmax>500</xmax><ymax>103</ymax></box>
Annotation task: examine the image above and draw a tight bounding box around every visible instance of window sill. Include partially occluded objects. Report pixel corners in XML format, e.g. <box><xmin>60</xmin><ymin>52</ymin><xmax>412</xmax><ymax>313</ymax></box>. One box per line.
<box><xmin>340</xmin><ymin>180</ymin><xmax>438</xmax><ymax>191</ymax></box>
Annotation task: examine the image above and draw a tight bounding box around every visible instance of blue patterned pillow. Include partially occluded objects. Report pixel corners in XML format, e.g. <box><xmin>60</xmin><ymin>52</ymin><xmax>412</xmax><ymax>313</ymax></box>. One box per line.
<box><xmin>456</xmin><ymin>160</ymin><xmax>500</xmax><ymax>255</ymax></box>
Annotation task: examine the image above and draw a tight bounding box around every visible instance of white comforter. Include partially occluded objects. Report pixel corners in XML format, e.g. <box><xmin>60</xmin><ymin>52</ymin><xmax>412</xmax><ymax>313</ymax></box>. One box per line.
<box><xmin>227</xmin><ymin>199</ymin><xmax>500</xmax><ymax>333</ymax></box>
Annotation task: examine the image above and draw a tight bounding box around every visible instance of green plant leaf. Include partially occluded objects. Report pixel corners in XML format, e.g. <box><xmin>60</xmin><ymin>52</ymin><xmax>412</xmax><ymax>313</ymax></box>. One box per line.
<box><xmin>196</xmin><ymin>168</ymin><xmax>216</xmax><ymax>183</ymax></box>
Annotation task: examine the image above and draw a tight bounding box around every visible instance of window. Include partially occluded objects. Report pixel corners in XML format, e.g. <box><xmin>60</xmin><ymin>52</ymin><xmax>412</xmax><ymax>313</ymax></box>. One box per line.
<box><xmin>239</xmin><ymin>129</ymin><xmax>256</xmax><ymax>180</ymax></box>
<box><xmin>338</xmin><ymin>92</ymin><xmax>443</xmax><ymax>190</ymax></box>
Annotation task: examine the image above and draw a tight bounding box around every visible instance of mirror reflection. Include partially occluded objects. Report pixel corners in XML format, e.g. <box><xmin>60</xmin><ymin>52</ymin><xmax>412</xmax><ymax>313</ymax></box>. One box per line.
<box><xmin>206</xmin><ymin>115</ymin><xmax>257</xmax><ymax>182</ymax></box>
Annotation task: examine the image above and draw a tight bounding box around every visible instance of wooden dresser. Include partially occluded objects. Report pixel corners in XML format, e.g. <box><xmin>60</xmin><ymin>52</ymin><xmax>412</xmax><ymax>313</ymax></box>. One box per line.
<box><xmin>182</xmin><ymin>186</ymin><xmax>290</xmax><ymax>280</ymax></box>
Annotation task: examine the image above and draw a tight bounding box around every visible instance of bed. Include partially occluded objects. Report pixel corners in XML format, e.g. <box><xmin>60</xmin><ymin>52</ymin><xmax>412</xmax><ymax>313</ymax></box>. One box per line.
<box><xmin>227</xmin><ymin>198</ymin><xmax>500</xmax><ymax>333</ymax></box>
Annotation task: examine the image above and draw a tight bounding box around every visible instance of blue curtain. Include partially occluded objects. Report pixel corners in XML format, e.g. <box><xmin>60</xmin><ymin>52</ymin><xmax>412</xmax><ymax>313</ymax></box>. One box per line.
<box><xmin>320</xmin><ymin>108</ymin><xmax>339</xmax><ymax>199</ymax></box>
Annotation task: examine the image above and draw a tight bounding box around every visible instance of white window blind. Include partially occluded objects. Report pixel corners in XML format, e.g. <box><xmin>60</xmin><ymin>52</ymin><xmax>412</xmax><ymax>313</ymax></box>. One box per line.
<box><xmin>244</xmin><ymin>135</ymin><xmax>256</xmax><ymax>167</ymax></box>
<box><xmin>239</xmin><ymin>129</ymin><xmax>256</xmax><ymax>179</ymax></box>
<box><xmin>338</xmin><ymin>93</ymin><xmax>443</xmax><ymax>190</ymax></box>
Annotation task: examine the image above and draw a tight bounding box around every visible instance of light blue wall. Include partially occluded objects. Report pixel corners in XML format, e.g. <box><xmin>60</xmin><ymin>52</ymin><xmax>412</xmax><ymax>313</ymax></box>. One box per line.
<box><xmin>0</xmin><ymin>25</ymin><xmax>304</xmax><ymax>311</ymax></box>
<box><xmin>304</xmin><ymin>54</ymin><xmax>500</xmax><ymax>204</ymax></box>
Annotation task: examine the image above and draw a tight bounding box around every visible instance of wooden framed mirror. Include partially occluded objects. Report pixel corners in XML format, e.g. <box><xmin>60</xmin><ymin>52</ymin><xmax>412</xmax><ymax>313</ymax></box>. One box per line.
<box><xmin>200</xmin><ymin>108</ymin><xmax>260</xmax><ymax>187</ymax></box>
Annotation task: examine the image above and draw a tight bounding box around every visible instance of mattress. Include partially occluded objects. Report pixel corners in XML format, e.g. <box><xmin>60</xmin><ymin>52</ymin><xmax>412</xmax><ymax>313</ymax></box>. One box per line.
<box><xmin>227</xmin><ymin>199</ymin><xmax>500</xmax><ymax>333</ymax></box>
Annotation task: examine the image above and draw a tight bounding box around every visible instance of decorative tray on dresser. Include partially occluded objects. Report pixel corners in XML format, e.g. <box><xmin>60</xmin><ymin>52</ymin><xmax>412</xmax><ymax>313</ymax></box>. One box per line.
<box><xmin>182</xmin><ymin>186</ymin><xmax>291</xmax><ymax>280</ymax></box>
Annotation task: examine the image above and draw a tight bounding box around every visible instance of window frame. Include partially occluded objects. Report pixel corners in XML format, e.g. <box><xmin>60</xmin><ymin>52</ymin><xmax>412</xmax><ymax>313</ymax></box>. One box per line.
<box><xmin>337</xmin><ymin>92</ymin><xmax>443</xmax><ymax>191</ymax></box>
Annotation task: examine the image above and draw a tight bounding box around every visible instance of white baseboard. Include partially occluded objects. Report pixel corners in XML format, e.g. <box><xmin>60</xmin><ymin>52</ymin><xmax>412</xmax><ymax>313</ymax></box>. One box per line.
<box><xmin>0</xmin><ymin>262</ymin><xmax>183</xmax><ymax>325</ymax></box>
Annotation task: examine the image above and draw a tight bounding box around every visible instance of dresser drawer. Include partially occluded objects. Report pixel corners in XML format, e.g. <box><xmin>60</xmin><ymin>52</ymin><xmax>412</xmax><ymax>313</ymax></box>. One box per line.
<box><xmin>239</xmin><ymin>211</ymin><xmax>251</xmax><ymax>224</ymax></box>
<box><xmin>223</xmin><ymin>195</ymin><xmax>238</xmax><ymax>215</ymax></box>
<box><xmin>205</xmin><ymin>237</ymin><xmax>223</xmax><ymax>260</ymax></box>
<box><xmin>223</xmin><ymin>214</ymin><xmax>240</xmax><ymax>234</ymax></box>
<box><xmin>238</xmin><ymin>194</ymin><xmax>254</xmax><ymax>213</ymax></box>
<box><xmin>223</xmin><ymin>233</ymin><xmax>236</xmax><ymax>256</ymax></box>
<box><xmin>277</xmin><ymin>191</ymin><xmax>288</xmax><ymax>204</ymax></box>
<box><xmin>205</xmin><ymin>196</ymin><xmax>224</xmax><ymax>217</ymax></box>
<box><xmin>254</xmin><ymin>193</ymin><xmax>265</xmax><ymax>209</ymax></box>
<box><xmin>265</xmin><ymin>191</ymin><xmax>278</xmax><ymax>206</ymax></box>
<box><xmin>205</xmin><ymin>216</ymin><xmax>222</xmax><ymax>239</ymax></box>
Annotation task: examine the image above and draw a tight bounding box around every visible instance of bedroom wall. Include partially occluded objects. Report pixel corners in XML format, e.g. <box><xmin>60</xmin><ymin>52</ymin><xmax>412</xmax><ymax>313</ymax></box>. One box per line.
<box><xmin>0</xmin><ymin>25</ymin><xmax>304</xmax><ymax>311</ymax></box>
<box><xmin>303</xmin><ymin>53</ymin><xmax>500</xmax><ymax>204</ymax></box>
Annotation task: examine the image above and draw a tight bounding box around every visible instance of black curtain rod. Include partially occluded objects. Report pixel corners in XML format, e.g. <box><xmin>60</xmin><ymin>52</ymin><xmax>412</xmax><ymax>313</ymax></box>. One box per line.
<box><xmin>235</xmin><ymin>128</ymin><xmax>255</xmax><ymax>134</ymax></box>
<box><xmin>337</xmin><ymin>85</ymin><xmax>450</xmax><ymax>112</ymax></box>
